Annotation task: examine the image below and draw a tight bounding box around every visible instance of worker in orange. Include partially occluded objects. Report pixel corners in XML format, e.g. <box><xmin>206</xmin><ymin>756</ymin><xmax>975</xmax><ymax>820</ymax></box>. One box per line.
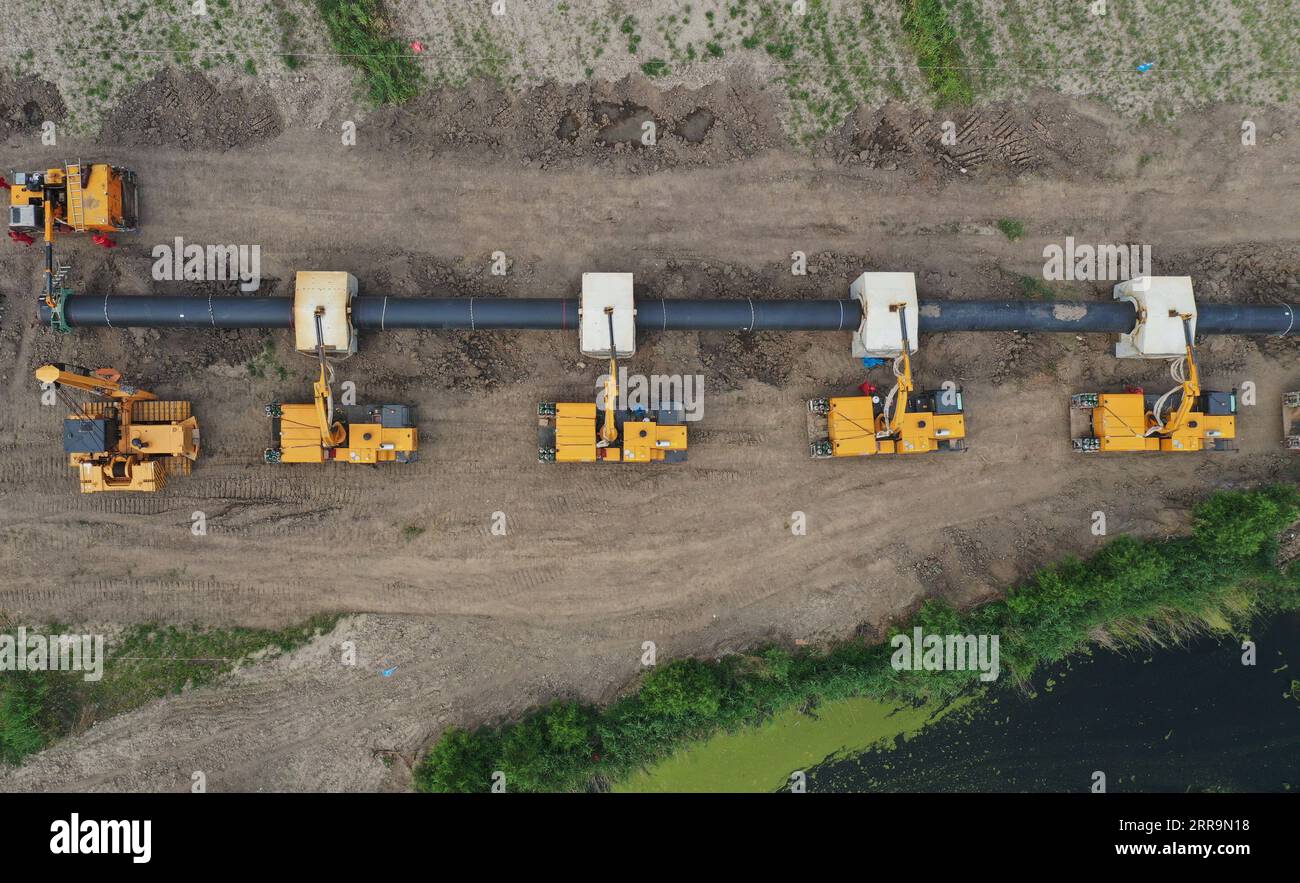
<box><xmin>91</xmin><ymin>233</ymin><xmax>117</xmax><ymax>249</ymax></box>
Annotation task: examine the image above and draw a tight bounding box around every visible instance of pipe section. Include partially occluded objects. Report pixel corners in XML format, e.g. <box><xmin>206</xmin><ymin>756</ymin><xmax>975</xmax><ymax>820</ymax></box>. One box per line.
<box><xmin>41</xmin><ymin>294</ymin><xmax>1298</xmax><ymax>336</ymax></box>
<box><xmin>633</xmin><ymin>298</ymin><xmax>860</xmax><ymax>332</ymax></box>
<box><xmin>60</xmin><ymin>295</ymin><xmax>291</xmax><ymax>329</ymax></box>
<box><xmin>353</xmin><ymin>297</ymin><xmax>576</xmax><ymax>330</ymax></box>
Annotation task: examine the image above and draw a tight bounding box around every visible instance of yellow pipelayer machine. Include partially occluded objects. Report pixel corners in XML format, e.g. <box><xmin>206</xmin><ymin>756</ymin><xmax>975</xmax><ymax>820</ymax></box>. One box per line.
<box><xmin>538</xmin><ymin>304</ymin><xmax>688</xmax><ymax>463</ymax></box>
<box><xmin>35</xmin><ymin>364</ymin><xmax>198</xmax><ymax>492</ymax></box>
<box><xmin>1070</xmin><ymin>314</ymin><xmax>1236</xmax><ymax>453</ymax></box>
<box><xmin>264</xmin><ymin>307</ymin><xmax>418</xmax><ymax>465</ymax></box>
<box><xmin>807</xmin><ymin>303</ymin><xmax>966</xmax><ymax>458</ymax></box>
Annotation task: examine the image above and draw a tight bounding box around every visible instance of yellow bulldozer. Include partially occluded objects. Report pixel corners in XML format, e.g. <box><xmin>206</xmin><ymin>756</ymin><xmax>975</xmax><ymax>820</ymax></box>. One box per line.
<box><xmin>264</xmin><ymin>308</ymin><xmax>418</xmax><ymax>465</ymax></box>
<box><xmin>538</xmin><ymin>307</ymin><xmax>688</xmax><ymax>463</ymax></box>
<box><xmin>1070</xmin><ymin>314</ymin><xmax>1236</xmax><ymax>453</ymax></box>
<box><xmin>807</xmin><ymin>304</ymin><xmax>966</xmax><ymax>458</ymax></box>
<box><xmin>35</xmin><ymin>364</ymin><xmax>199</xmax><ymax>493</ymax></box>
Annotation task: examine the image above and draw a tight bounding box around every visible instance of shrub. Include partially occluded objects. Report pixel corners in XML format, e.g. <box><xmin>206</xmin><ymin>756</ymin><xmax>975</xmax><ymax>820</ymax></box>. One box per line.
<box><xmin>315</xmin><ymin>0</ymin><xmax>423</xmax><ymax>105</ymax></box>
<box><xmin>413</xmin><ymin>726</ymin><xmax>499</xmax><ymax>793</ymax></box>
<box><xmin>639</xmin><ymin>659</ymin><xmax>723</xmax><ymax>720</ymax></box>
<box><xmin>0</xmin><ymin>673</ymin><xmax>53</xmax><ymax>764</ymax></box>
<box><xmin>640</xmin><ymin>58</ymin><xmax>670</xmax><ymax>77</ymax></box>
<box><xmin>897</xmin><ymin>0</ymin><xmax>974</xmax><ymax>105</ymax></box>
<box><xmin>1192</xmin><ymin>485</ymin><xmax>1299</xmax><ymax>559</ymax></box>
<box><xmin>996</xmin><ymin>218</ymin><xmax>1025</xmax><ymax>240</ymax></box>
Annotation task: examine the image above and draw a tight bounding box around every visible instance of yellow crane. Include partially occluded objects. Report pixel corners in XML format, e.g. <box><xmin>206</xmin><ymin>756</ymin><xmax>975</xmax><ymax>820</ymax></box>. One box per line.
<box><xmin>9</xmin><ymin>163</ymin><xmax>139</xmax><ymax>331</ymax></box>
<box><xmin>264</xmin><ymin>309</ymin><xmax>418</xmax><ymax>465</ymax></box>
<box><xmin>1071</xmin><ymin>314</ymin><xmax>1236</xmax><ymax>452</ymax></box>
<box><xmin>35</xmin><ymin>363</ymin><xmax>198</xmax><ymax>492</ymax></box>
<box><xmin>538</xmin><ymin>307</ymin><xmax>688</xmax><ymax>463</ymax></box>
<box><xmin>807</xmin><ymin>304</ymin><xmax>967</xmax><ymax>457</ymax></box>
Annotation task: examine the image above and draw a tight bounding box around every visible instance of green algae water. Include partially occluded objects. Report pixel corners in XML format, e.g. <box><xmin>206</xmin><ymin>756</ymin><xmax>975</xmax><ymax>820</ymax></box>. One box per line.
<box><xmin>616</xmin><ymin>693</ymin><xmax>971</xmax><ymax>793</ymax></box>
<box><xmin>621</xmin><ymin>614</ymin><xmax>1300</xmax><ymax>793</ymax></box>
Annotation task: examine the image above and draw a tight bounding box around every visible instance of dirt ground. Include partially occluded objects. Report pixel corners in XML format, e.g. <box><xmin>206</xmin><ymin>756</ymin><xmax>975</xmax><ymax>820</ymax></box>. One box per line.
<box><xmin>0</xmin><ymin>66</ymin><xmax>1297</xmax><ymax>791</ymax></box>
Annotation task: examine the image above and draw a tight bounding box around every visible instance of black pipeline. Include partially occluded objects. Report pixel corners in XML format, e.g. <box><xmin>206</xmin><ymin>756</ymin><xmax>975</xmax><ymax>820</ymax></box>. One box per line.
<box><xmin>40</xmin><ymin>294</ymin><xmax>1298</xmax><ymax>336</ymax></box>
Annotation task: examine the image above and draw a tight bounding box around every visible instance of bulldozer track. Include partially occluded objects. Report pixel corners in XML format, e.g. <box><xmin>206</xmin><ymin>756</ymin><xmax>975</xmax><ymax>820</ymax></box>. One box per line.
<box><xmin>925</xmin><ymin>110</ymin><xmax>1045</xmax><ymax>171</ymax></box>
<box><xmin>0</xmin><ymin>452</ymin><xmax>67</xmax><ymax>482</ymax></box>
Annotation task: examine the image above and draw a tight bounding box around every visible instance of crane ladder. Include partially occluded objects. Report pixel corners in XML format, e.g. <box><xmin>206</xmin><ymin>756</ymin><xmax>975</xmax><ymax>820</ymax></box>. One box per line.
<box><xmin>64</xmin><ymin>162</ymin><xmax>86</xmax><ymax>231</ymax></box>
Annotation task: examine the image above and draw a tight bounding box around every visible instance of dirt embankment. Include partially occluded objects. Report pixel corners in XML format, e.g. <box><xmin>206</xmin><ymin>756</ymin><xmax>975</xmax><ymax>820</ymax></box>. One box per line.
<box><xmin>100</xmin><ymin>69</ymin><xmax>283</xmax><ymax>150</ymax></box>
<box><xmin>0</xmin><ymin>75</ymin><xmax>64</xmax><ymax>141</ymax></box>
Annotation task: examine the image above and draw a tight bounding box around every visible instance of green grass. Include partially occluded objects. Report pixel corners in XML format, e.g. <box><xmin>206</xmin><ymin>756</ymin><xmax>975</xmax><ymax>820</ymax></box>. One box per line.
<box><xmin>1018</xmin><ymin>274</ymin><xmax>1056</xmax><ymax>299</ymax></box>
<box><xmin>415</xmin><ymin>486</ymin><xmax>1300</xmax><ymax>792</ymax></box>
<box><xmin>245</xmin><ymin>339</ymin><xmax>286</xmax><ymax>381</ymax></box>
<box><xmin>619</xmin><ymin>13</ymin><xmax>642</xmax><ymax>55</ymax></box>
<box><xmin>996</xmin><ymin>218</ymin><xmax>1026</xmax><ymax>241</ymax></box>
<box><xmin>640</xmin><ymin>58</ymin><xmax>670</xmax><ymax>77</ymax></box>
<box><xmin>1</xmin><ymin>615</ymin><xmax>340</xmax><ymax>765</ymax></box>
<box><xmin>315</xmin><ymin>0</ymin><xmax>423</xmax><ymax>105</ymax></box>
<box><xmin>275</xmin><ymin>5</ymin><xmax>307</xmax><ymax>71</ymax></box>
<box><xmin>897</xmin><ymin>0</ymin><xmax>974</xmax><ymax>106</ymax></box>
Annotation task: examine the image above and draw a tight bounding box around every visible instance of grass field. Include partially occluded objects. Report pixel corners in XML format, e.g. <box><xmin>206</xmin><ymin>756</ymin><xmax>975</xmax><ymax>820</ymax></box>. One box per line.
<box><xmin>6</xmin><ymin>1</ymin><xmax>1295</xmax><ymax>137</ymax></box>
<box><xmin>1</xmin><ymin>615</ymin><xmax>339</xmax><ymax>765</ymax></box>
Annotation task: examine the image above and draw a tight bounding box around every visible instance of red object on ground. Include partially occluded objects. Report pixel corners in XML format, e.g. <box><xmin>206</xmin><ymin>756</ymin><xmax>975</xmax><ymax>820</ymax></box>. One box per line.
<box><xmin>0</xmin><ymin>176</ymin><xmax>10</xmax><ymax>190</ymax></box>
<box><xmin>8</xmin><ymin>229</ymin><xmax>34</xmax><ymax>246</ymax></box>
<box><xmin>858</xmin><ymin>381</ymin><xmax>878</xmax><ymax>396</ymax></box>
<box><xmin>1124</xmin><ymin>385</ymin><xmax>1144</xmax><ymax>395</ymax></box>
<box><xmin>91</xmin><ymin>233</ymin><xmax>117</xmax><ymax>249</ymax></box>
<box><xmin>410</xmin><ymin>41</ymin><xmax>424</xmax><ymax>53</ymax></box>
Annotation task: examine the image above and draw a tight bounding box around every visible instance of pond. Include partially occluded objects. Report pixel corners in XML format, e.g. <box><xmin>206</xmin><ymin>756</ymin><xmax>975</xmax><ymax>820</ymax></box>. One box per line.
<box><xmin>620</xmin><ymin>614</ymin><xmax>1300</xmax><ymax>793</ymax></box>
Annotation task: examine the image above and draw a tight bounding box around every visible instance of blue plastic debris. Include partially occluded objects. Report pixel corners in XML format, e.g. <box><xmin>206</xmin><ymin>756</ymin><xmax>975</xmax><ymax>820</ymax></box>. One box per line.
<box><xmin>861</xmin><ymin>357</ymin><xmax>886</xmax><ymax>368</ymax></box>
<box><xmin>381</xmin><ymin>666</ymin><xmax>398</xmax><ymax>678</ymax></box>
<box><xmin>1136</xmin><ymin>62</ymin><xmax>1154</xmax><ymax>72</ymax></box>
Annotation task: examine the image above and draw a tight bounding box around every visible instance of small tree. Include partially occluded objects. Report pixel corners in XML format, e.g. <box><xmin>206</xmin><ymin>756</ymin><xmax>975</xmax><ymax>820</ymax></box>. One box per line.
<box><xmin>413</xmin><ymin>726</ymin><xmax>499</xmax><ymax>793</ymax></box>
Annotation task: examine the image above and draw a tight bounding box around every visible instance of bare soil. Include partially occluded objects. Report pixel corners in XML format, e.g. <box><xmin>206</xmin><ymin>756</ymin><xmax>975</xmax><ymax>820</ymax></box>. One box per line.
<box><xmin>0</xmin><ymin>69</ymin><xmax>1296</xmax><ymax>792</ymax></box>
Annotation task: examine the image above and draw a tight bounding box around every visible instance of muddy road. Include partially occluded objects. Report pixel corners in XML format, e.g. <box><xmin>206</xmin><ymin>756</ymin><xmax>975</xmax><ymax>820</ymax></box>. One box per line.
<box><xmin>0</xmin><ymin>72</ymin><xmax>1296</xmax><ymax>791</ymax></box>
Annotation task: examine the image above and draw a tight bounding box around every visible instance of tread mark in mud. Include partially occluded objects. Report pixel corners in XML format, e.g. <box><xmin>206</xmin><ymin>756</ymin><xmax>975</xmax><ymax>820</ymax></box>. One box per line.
<box><xmin>929</xmin><ymin>110</ymin><xmax>1045</xmax><ymax>171</ymax></box>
